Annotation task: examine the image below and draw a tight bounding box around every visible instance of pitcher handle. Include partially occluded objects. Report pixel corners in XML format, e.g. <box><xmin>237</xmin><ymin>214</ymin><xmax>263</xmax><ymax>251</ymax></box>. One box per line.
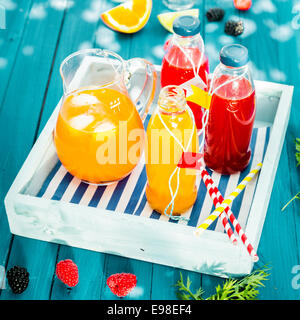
<box><xmin>125</xmin><ymin>58</ymin><xmax>157</xmax><ymax>121</ymax></box>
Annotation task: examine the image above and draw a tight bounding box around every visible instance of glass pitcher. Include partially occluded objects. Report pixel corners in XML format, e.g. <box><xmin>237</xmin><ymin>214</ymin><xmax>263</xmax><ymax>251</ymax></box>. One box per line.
<box><xmin>54</xmin><ymin>49</ymin><xmax>157</xmax><ymax>185</ymax></box>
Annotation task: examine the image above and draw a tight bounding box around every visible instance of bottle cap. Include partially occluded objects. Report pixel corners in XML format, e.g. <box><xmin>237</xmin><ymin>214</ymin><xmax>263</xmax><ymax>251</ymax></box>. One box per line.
<box><xmin>173</xmin><ymin>16</ymin><xmax>201</xmax><ymax>37</ymax></box>
<box><xmin>219</xmin><ymin>44</ymin><xmax>249</xmax><ymax>67</ymax></box>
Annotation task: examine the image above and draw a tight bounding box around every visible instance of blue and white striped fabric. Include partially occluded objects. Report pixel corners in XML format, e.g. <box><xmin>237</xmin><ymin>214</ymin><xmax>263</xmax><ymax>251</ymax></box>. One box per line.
<box><xmin>37</xmin><ymin>126</ymin><xmax>270</xmax><ymax>233</ymax></box>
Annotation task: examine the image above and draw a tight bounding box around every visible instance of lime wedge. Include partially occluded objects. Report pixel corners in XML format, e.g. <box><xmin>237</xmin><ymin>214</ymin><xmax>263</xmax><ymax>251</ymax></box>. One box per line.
<box><xmin>157</xmin><ymin>9</ymin><xmax>199</xmax><ymax>33</ymax></box>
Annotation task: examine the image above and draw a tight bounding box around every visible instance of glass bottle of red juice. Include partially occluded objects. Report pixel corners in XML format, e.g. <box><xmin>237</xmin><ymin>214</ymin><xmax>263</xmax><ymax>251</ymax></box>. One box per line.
<box><xmin>204</xmin><ymin>44</ymin><xmax>256</xmax><ymax>175</ymax></box>
<box><xmin>160</xmin><ymin>15</ymin><xmax>209</xmax><ymax>129</ymax></box>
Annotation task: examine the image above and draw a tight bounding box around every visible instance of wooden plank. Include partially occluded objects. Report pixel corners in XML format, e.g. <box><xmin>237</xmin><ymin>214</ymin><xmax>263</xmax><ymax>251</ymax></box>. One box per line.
<box><xmin>0</xmin><ymin>0</ymin><xmax>33</xmax><ymax>271</ymax></box>
<box><xmin>0</xmin><ymin>236</ymin><xmax>58</xmax><ymax>299</ymax></box>
<box><xmin>198</xmin><ymin>0</ymin><xmax>236</xmax><ymax>296</ymax></box>
<box><xmin>238</xmin><ymin>0</ymin><xmax>300</xmax><ymax>300</ymax></box>
<box><xmin>0</xmin><ymin>0</ymin><xmax>33</xmax><ymax>107</ymax></box>
<box><xmin>146</xmin><ymin>0</ymin><xmax>205</xmax><ymax>300</ymax></box>
<box><xmin>0</xmin><ymin>0</ymin><xmax>66</xmax><ymax>299</ymax></box>
<box><xmin>8</xmin><ymin>0</ymin><xmax>109</xmax><ymax>300</ymax></box>
<box><xmin>239</xmin><ymin>0</ymin><xmax>299</xmax><ymax>85</ymax></box>
<box><xmin>257</xmin><ymin>89</ymin><xmax>300</xmax><ymax>300</ymax></box>
<box><xmin>151</xmin><ymin>266</ymin><xmax>201</xmax><ymax>300</ymax></box>
<box><xmin>284</xmin><ymin>3</ymin><xmax>300</xmax><ymax>291</ymax></box>
<box><xmin>129</xmin><ymin>0</ymin><xmax>170</xmax><ymax>65</ymax></box>
<box><xmin>35</xmin><ymin>0</ymin><xmax>137</xmax><ymax>300</ymax></box>
<box><xmin>50</xmin><ymin>245</ymin><xmax>106</xmax><ymax>300</ymax></box>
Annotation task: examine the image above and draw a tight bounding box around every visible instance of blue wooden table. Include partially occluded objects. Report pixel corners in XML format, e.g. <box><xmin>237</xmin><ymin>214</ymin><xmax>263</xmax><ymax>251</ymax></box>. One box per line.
<box><xmin>0</xmin><ymin>0</ymin><xmax>300</xmax><ymax>300</ymax></box>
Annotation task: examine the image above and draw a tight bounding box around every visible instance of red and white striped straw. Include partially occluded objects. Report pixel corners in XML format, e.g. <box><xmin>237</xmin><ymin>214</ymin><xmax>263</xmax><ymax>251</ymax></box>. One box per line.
<box><xmin>197</xmin><ymin>167</ymin><xmax>259</xmax><ymax>262</ymax></box>
<box><xmin>197</xmin><ymin>168</ymin><xmax>238</xmax><ymax>245</ymax></box>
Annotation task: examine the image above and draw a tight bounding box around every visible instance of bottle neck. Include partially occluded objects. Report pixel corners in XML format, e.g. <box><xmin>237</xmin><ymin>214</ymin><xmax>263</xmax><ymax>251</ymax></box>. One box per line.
<box><xmin>210</xmin><ymin>62</ymin><xmax>254</xmax><ymax>99</ymax></box>
<box><xmin>218</xmin><ymin>62</ymin><xmax>249</xmax><ymax>76</ymax></box>
<box><xmin>173</xmin><ymin>33</ymin><xmax>202</xmax><ymax>48</ymax></box>
<box><xmin>158</xmin><ymin>85</ymin><xmax>187</xmax><ymax>115</ymax></box>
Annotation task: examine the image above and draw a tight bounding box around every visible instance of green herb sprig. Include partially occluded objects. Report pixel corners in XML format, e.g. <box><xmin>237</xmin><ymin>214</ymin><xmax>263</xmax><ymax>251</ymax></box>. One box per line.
<box><xmin>282</xmin><ymin>138</ymin><xmax>300</xmax><ymax>211</ymax></box>
<box><xmin>175</xmin><ymin>267</ymin><xmax>270</xmax><ymax>300</ymax></box>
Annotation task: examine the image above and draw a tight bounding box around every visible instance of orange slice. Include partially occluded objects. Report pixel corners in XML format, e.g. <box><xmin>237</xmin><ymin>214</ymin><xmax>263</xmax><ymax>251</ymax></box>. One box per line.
<box><xmin>101</xmin><ymin>0</ymin><xmax>152</xmax><ymax>34</ymax></box>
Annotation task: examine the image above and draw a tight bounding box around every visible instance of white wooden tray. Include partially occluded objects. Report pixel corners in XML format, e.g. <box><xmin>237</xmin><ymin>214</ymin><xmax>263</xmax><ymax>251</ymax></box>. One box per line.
<box><xmin>4</xmin><ymin>64</ymin><xmax>293</xmax><ymax>278</ymax></box>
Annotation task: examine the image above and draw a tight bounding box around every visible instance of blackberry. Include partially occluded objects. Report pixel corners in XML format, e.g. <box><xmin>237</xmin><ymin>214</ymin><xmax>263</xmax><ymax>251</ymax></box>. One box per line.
<box><xmin>224</xmin><ymin>20</ymin><xmax>244</xmax><ymax>36</ymax></box>
<box><xmin>206</xmin><ymin>8</ymin><xmax>225</xmax><ymax>22</ymax></box>
<box><xmin>6</xmin><ymin>266</ymin><xmax>29</xmax><ymax>294</ymax></box>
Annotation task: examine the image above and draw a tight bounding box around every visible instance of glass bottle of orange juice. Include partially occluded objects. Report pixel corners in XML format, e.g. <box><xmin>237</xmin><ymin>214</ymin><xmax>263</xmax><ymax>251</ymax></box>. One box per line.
<box><xmin>145</xmin><ymin>86</ymin><xmax>199</xmax><ymax>217</ymax></box>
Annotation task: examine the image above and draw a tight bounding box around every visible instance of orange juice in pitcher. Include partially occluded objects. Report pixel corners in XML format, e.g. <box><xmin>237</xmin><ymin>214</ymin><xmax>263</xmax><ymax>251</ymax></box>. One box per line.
<box><xmin>54</xmin><ymin>87</ymin><xmax>144</xmax><ymax>184</ymax></box>
<box><xmin>145</xmin><ymin>86</ymin><xmax>199</xmax><ymax>216</ymax></box>
<box><xmin>54</xmin><ymin>49</ymin><xmax>156</xmax><ymax>185</ymax></box>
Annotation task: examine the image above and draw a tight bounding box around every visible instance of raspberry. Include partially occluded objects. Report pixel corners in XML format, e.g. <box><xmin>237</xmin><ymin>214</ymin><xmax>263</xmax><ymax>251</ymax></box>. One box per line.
<box><xmin>225</xmin><ymin>20</ymin><xmax>244</xmax><ymax>36</ymax></box>
<box><xmin>233</xmin><ymin>0</ymin><xmax>252</xmax><ymax>11</ymax></box>
<box><xmin>55</xmin><ymin>259</ymin><xmax>79</xmax><ymax>287</ymax></box>
<box><xmin>206</xmin><ymin>8</ymin><xmax>225</xmax><ymax>22</ymax></box>
<box><xmin>107</xmin><ymin>273</ymin><xmax>137</xmax><ymax>297</ymax></box>
<box><xmin>6</xmin><ymin>266</ymin><xmax>29</xmax><ymax>294</ymax></box>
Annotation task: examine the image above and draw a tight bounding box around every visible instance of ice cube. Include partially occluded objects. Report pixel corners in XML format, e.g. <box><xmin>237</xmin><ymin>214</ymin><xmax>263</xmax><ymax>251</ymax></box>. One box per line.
<box><xmin>93</xmin><ymin>121</ymin><xmax>115</xmax><ymax>133</ymax></box>
<box><xmin>71</xmin><ymin>93</ymin><xmax>99</xmax><ymax>106</ymax></box>
<box><xmin>69</xmin><ymin>114</ymin><xmax>95</xmax><ymax>130</ymax></box>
